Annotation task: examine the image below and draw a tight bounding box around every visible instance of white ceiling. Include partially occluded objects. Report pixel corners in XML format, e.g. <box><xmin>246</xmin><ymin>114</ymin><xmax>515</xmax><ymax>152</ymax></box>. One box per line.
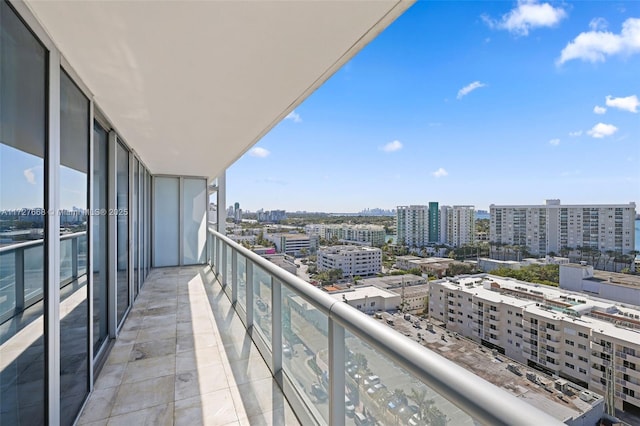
<box><xmin>26</xmin><ymin>0</ymin><xmax>413</xmax><ymax>180</ymax></box>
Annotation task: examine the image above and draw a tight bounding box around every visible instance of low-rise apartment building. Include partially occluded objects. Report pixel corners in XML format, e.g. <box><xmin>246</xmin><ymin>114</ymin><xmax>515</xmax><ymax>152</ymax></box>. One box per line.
<box><xmin>560</xmin><ymin>263</ymin><xmax>640</xmax><ymax>306</ymax></box>
<box><xmin>317</xmin><ymin>245</ymin><xmax>382</xmax><ymax>277</ymax></box>
<box><xmin>429</xmin><ymin>274</ymin><xmax>640</xmax><ymax>413</ymax></box>
<box><xmin>266</xmin><ymin>233</ymin><xmax>319</xmax><ymax>257</ymax></box>
<box><xmin>396</xmin><ymin>255</ymin><xmax>458</xmax><ymax>278</ymax></box>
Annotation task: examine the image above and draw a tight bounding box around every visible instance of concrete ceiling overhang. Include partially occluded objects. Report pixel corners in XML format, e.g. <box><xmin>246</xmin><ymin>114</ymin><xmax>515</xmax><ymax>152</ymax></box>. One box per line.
<box><xmin>25</xmin><ymin>0</ymin><xmax>414</xmax><ymax>179</ymax></box>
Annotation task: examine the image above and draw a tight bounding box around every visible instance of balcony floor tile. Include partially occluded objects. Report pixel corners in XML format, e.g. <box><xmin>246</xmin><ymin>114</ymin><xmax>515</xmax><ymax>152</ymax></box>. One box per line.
<box><xmin>78</xmin><ymin>265</ymin><xmax>300</xmax><ymax>425</ymax></box>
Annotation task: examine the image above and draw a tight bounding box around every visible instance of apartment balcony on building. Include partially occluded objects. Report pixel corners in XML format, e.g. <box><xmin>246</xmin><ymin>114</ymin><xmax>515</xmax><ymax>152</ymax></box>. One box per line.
<box><xmin>0</xmin><ymin>1</ymin><xmax>593</xmax><ymax>425</ymax></box>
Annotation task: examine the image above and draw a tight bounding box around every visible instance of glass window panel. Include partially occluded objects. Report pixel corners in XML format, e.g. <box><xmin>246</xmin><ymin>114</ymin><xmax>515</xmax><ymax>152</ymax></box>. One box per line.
<box><xmin>182</xmin><ymin>178</ymin><xmax>206</xmax><ymax>265</ymax></box>
<box><xmin>237</xmin><ymin>254</ymin><xmax>246</xmax><ymax>312</ymax></box>
<box><xmin>133</xmin><ymin>159</ymin><xmax>138</xmax><ymax>296</ymax></box>
<box><xmin>344</xmin><ymin>330</ymin><xmax>473</xmax><ymax>426</ymax></box>
<box><xmin>153</xmin><ymin>177</ymin><xmax>179</xmax><ymax>266</ymax></box>
<box><xmin>116</xmin><ymin>142</ymin><xmax>129</xmax><ymax>325</ymax></box>
<box><xmin>253</xmin><ymin>265</ymin><xmax>271</xmax><ymax>347</ymax></box>
<box><xmin>59</xmin><ymin>69</ymin><xmax>89</xmax><ymax>425</ymax></box>
<box><xmin>281</xmin><ymin>286</ymin><xmax>329</xmax><ymax>424</ymax></box>
<box><xmin>0</xmin><ymin>2</ymin><xmax>47</xmax><ymax>424</ymax></box>
<box><xmin>92</xmin><ymin>122</ymin><xmax>109</xmax><ymax>354</ymax></box>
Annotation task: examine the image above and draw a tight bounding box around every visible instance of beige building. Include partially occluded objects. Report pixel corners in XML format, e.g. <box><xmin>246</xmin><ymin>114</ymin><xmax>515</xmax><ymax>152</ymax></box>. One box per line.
<box><xmin>317</xmin><ymin>245</ymin><xmax>382</xmax><ymax>277</ymax></box>
<box><xmin>429</xmin><ymin>274</ymin><xmax>640</xmax><ymax>413</ymax></box>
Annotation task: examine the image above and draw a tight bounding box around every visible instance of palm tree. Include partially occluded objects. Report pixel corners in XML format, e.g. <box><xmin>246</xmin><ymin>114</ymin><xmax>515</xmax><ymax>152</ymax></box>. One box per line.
<box><xmin>604</xmin><ymin>250</ymin><xmax>616</xmax><ymax>272</ymax></box>
<box><xmin>410</xmin><ymin>388</ymin><xmax>433</xmax><ymax>422</ymax></box>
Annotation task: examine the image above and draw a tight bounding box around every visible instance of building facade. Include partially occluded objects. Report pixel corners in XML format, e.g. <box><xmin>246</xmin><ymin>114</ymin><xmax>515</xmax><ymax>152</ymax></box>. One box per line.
<box><xmin>429</xmin><ymin>275</ymin><xmax>640</xmax><ymax>412</ymax></box>
<box><xmin>317</xmin><ymin>245</ymin><xmax>382</xmax><ymax>277</ymax></box>
<box><xmin>266</xmin><ymin>233</ymin><xmax>319</xmax><ymax>257</ymax></box>
<box><xmin>428</xmin><ymin>201</ymin><xmax>439</xmax><ymax>243</ymax></box>
<box><xmin>490</xmin><ymin>200</ymin><xmax>636</xmax><ymax>256</ymax></box>
<box><xmin>305</xmin><ymin>224</ymin><xmax>386</xmax><ymax>247</ymax></box>
<box><xmin>396</xmin><ymin>205</ymin><xmax>429</xmax><ymax>247</ymax></box>
<box><xmin>444</xmin><ymin>205</ymin><xmax>476</xmax><ymax>247</ymax></box>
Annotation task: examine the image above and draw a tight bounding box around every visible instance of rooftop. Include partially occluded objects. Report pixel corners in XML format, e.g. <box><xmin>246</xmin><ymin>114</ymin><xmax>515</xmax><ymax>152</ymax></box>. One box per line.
<box><xmin>382</xmin><ymin>318</ymin><xmax>604</xmax><ymax>423</ymax></box>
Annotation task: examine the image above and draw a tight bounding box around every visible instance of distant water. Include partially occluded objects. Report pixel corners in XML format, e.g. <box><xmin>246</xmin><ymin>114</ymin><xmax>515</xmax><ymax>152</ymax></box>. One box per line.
<box><xmin>636</xmin><ymin>219</ymin><xmax>640</xmax><ymax>251</ymax></box>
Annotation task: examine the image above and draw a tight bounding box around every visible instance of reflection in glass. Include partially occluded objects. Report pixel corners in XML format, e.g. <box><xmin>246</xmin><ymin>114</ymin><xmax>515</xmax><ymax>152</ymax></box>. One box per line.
<box><xmin>133</xmin><ymin>159</ymin><xmax>139</xmax><ymax>297</ymax></box>
<box><xmin>237</xmin><ymin>254</ymin><xmax>246</xmax><ymax>311</ymax></box>
<box><xmin>116</xmin><ymin>142</ymin><xmax>129</xmax><ymax>325</ymax></box>
<box><xmin>59</xmin><ymin>69</ymin><xmax>89</xmax><ymax>425</ymax></box>
<box><xmin>253</xmin><ymin>265</ymin><xmax>272</xmax><ymax>347</ymax></box>
<box><xmin>281</xmin><ymin>286</ymin><xmax>329</xmax><ymax>424</ymax></box>
<box><xmin>344</xmin><ymin>330</ymin><xmax>473</xmax><ymax>426</ymax></box>
<box><xmin>0</xmin><ymin>1</ymin><xmax>47</xmax><ymax>423</ymax></box>
<box><xmin>92</xmin><ymin>123</ymin><xmax>109</xmax><ymax>354</ymax></box>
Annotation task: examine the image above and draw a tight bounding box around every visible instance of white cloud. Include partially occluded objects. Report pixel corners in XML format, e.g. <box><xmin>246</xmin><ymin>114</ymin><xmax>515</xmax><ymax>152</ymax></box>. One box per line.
<box><xmin>24</xmin><ymin>167</ymin><xmax>37</xmax><ymax>185</ymax></box>
<box><xmin>381</xmin><ymin>140</ymin><xmax>403</xmax><ymax>152</ymax></box>
<box><xmin>431</xmin><ymin>167</ymin><xmax>448</xmax><ymax>178</ymax></box>
<box><xmin>558</xmin><ymin>17</ymin><xmax>640</xmax><ymax>64</ymax></box>
<box><xmin>587</xmin><ymin>123</ymin><xmax>618</xmax><ymax>138</ymax></box>
<box><xmin>457</xmin><ymin>81</ymin><xmax>486</xmax><ymax>99</ymax></box>
<box><xmin>569</xmin><ymin>130</ymin><xmax>583</xmax><ymax>137</ymax></box>
<box><xmin>605</xmin><ymin>95</ymin><xmax>639</xmax><ymax>113</ymax></box>
<box><xmin>589</xmin><ymin>17</ymin><xmax>608</xmax><ymax>31</ymax></box>
<box><xmin>481</xmin><ymin>1</ymin><xmax>567</xmax><ymax>36</ymax></box>
<box><xmin>593</xmin><ymin>105</ymin><xmax>607</xmax><ymax>114</ymax></box>
<box><xmin>285</xmin><ymin>110</ymin><xmax>302</xmax><ymax>123</ymax></box>
<box><xmin>249</xmin><ymin>147</ymin><xmax>270</xmax><ymax>158</ymax></box>
<box><xmin>549</xmin><ymin>138</ymin><xmax>560</xmax><ymax>146</ymax></box>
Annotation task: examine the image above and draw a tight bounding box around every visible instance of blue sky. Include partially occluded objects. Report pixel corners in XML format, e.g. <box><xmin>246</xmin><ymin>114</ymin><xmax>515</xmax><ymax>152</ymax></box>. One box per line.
<box><xmin>227</xmin><ymin>1</ymin><xmax>640</xmax><ymax>213</ymax></box>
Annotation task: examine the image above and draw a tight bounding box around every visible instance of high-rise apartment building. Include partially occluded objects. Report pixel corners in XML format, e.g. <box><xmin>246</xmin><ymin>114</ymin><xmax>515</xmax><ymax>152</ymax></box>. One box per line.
<box><xmin>490</xmin><ymin>200</ymin><xmax>636</xmax><ymax>256</ymax></box>
<box><xmin>428</xmin><ymin>201</ymin><xmax>439</xmax><ymax>243</ymax></box>
<box><xmin>396</xmin><ymin>205</ymin><xmax>429</xmax><ymax>247</ymax></box>
<box><xmin>429</xmin><ymin>274</ymin><xmax>640</xmax><ymax>413</ymax></box>
<box><xmin>443</xmin><ymin>205</ymin><xmax>475</xmax><ymax>247</ymax></box>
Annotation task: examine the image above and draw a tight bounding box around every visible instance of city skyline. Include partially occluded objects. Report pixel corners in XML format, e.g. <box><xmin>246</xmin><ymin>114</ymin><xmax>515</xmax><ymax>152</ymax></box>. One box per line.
<box><xmin>227</xmin><ymin>1</ymin><xmax>640</xmax><ymax>213</ymax></box>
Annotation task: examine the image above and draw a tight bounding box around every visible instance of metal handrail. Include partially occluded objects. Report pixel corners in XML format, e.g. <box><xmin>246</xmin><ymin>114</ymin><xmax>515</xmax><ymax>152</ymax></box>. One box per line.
<box><xmin>0</xmin><ymin>231</ymin><xmax>86</xmax><ymax>254</ymax></box>
<box><xmin>208</xmin><ymin>228</ymin><xmax>564</xmax><ymax>426</ymax></box>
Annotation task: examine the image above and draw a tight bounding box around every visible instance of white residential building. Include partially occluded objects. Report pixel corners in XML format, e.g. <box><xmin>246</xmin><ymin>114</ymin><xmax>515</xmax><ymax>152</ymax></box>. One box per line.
<box><xmin>266</xmin><ymin>233</ymin><xmax>319</xmax><ymax>257</ymax></box>
<box><xmin>304</xmin><ymin>224</ymin><xmax>386</xmax><ymax>247</ymax></box>
<box><xmin>317</xmin><ymin>245</ymin><xmax>382</xmax><ymax>277</ymax></box>
<box><xmin>560</xmin><ymin>263</ymin><xmax>640</xmax><ymax>306</ymax></box>
<box><xmin>327</xmin><ymin>286</ymin><xmax>401</xmax><ymax>313</ymax></box>
<box><xmin>442</xmin><ymin>205</ymin><xmax>475</xmax><ymax>247</ymax></box>
<box><xmin>490</xmin><ymin>200</ymin><xmax>636</xmax><ymax>256</ymax></box>
<box><xmin>429</xmin><ymin>274</ymin><xmax>640</xmax><ymax>412</ymax></box>
<box><xmin>396</xmin><ymin>205</ymin><xmax>429</xmax><ymax>248</ymax></box>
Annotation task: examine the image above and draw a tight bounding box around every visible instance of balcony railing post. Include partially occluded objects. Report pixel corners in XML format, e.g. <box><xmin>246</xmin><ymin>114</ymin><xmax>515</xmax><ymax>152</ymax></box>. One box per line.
<box><xmin>271</xmin><ymin>276</ymin><xmax>282</xmax><ymax>378</ymax></box>
<box><xmin>71</xmin><ymin>235</ymin><xmax>79</xmax><ymax>279</ymax></box>
<box><xmin>246</xmin><ymin>260</ymin><xmax>254</xmax><ymax>327</ymax></box>
<box><xmin>222</xmin><ymin>243</ymin><xmax>228</xmax><ymax>286</ymax></box>
<box><xmin>328</xmin><ymin>318</ymin><xmax>345</xmax><ymax>426</ymax></box>
<box><xmin>231</xmin><ymin>249</ymin><xmax>238</xmax><ymax>303</ymax></box>
<box><xmin>15</xmin><ymin>248</ymin><xmax>25</xmax><ymax>311</ymax></box>
<box><xmin>216</xmin><ymin>237</ymin><xmax>222</xmax><ymax>277</ymax></box>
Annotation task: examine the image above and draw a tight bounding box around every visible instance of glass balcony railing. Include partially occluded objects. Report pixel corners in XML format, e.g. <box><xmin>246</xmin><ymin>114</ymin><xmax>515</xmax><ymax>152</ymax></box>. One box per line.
<box><xmin>207</xmin><ymin>227</ymin><xmax>564</xmax><ymax>426</ymax></box>
<box><xmin>0</xmin><ymin>231</ymin><xmax>87</xmax><ymax>323</ymax></box>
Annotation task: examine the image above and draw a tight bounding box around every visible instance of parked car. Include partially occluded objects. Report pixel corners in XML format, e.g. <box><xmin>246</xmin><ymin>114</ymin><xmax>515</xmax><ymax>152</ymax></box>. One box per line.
<box><xmin>345</xmin><ymin>396</ymin><xmax>355</xmax><ymax>417</ymax></box>
<box><xmin>366</xmin><ymin>383</ymin><xmax>386</xmax><ymax>395</ymax></box>
<box><xmin>363</xmin><ymin>375</ymin><xmax>380</xmax><ymax>386</ymax></box>
<box><xmin>310</xmin><ymin>383</ymin><xmax>328</xmax><ymax>402</ymax></box>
